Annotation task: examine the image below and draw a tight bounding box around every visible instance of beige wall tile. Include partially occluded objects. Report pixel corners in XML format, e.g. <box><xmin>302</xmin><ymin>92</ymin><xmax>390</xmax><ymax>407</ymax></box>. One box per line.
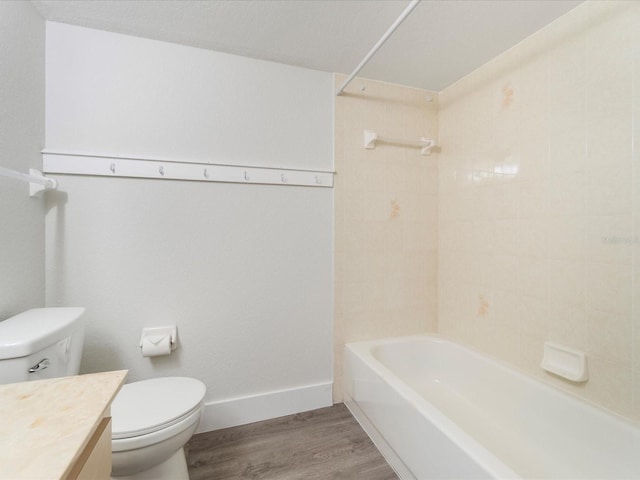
<box><xmin>586</xmin><ymin>263</ymin><xmax>632</xmax><ymax>316</ymax></box>
<box><xmin>585</xmin><ymin>355</ymin><xmax>633</xmax><ymax>418</ymax></box>
<box><xmin>334</xmin><ymin>76</ymin><xmax>438</xmax><ymax>402</ymax></box>
<box><xmin>437</xmin><ymin>1</ymin><xmax>640</xmax><ymax>422</ymax></box>
<box><xmin>587</xmin><ymin>167</ymin><xmax>633</xmax><ymax>216</ymax></box>
<box><xmin>587</xmin><ymin>215</ymin><xmax>633</xmax><ymax>265</ymax></box>
<box><xmin>627</xmin><ymin>0</ymin><xmax>640</xmax><ymax>422</ymax></box>
<box><xmin>548</xmin><ymin>299</ymin><xmax>587</xmax><ymax>350</ymax></box>
<box><xmin>586</xmin><ymin>309</ymin><xmax>633</xmax><ymax>365</ymax></box>
<box><xmin>548</xmin><ymin>260</ymin><xmax>586</xmax><ymax>308</ymax></box>
<box><xmin>549</xmin><ymin>173</ymin><xmax>586</xmax><ymax>216</ymax></box>
<box><xmin>633</xmin><ymin>272</ymin><xmax>640</xmax><ymax>419</ymax></box>
<box><xmin>547</xmin><ymin>215</ymin><xmax>587</xmax><ymax>262</ymax></box>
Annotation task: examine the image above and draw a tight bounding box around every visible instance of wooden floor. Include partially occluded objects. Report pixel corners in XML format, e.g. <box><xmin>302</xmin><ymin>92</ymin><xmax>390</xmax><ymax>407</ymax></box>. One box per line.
<box><xmin>185</xmin><ymin>404</ymin><xmax>398</xmax><ymax>480</ymax></box>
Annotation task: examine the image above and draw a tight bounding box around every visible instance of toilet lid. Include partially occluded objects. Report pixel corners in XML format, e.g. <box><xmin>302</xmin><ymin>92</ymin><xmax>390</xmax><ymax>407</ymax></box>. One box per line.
<box><xmin>111</xmin><ymin>377</ymin><xmax>206</xmax><ymax>439</ymax></box>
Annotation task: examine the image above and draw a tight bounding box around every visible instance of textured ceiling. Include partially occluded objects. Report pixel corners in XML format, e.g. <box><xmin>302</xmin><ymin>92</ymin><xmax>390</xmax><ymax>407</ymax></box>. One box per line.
<box><xmin>31</xmin><ymin>0</ymin><xmax>583</xmax><ymax>91</ymax></box>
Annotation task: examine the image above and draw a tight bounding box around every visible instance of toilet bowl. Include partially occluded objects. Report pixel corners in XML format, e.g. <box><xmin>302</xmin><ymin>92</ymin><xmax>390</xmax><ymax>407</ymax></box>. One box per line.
<box><xmin>110</xmin><ymin>377</ymin><xmax>206</xmax><ymax>479</ymax></box>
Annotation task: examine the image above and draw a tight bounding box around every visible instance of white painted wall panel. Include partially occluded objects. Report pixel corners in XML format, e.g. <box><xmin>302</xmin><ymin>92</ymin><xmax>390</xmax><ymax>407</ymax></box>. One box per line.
<box><xmin>45</xmin><ymin>22</ymin><xmax>333</xmax><ymax>170</ymax></box>
<box><xmin>0</xmin><ymin>2</ymin><xmax>45</xmax><ymax>319</ymax></box>
<box><xmin>45</xmin><ymin>176</ymin><xmax>333</xmax><ymax>399</ymax></box>
<box><xmin>44</xmin><ymin>23</ymin><xmax>333</xmax><ymax>411</ymax></box>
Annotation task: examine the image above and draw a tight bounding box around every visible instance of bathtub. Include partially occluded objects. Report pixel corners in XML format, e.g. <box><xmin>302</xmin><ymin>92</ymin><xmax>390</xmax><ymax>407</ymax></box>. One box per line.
<box><xmin>343</xmin><ymin>335</ymin><xmax>640</xmax><ymax>479</ymax></box>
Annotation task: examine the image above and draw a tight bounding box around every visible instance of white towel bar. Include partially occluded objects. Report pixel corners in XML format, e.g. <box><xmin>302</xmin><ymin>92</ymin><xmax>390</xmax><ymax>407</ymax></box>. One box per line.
<box><xmin>363</xmin><ymin>130</ymin><xmax>436</xmax><ymax>155</ymax></box>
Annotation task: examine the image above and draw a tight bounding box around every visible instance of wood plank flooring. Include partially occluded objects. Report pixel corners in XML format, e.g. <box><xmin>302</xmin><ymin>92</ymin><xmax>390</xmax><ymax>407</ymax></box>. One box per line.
<box><xmin>185</xmin><ymin>404</ymin><xmax>398</xmax><ymax>480</ymax></box>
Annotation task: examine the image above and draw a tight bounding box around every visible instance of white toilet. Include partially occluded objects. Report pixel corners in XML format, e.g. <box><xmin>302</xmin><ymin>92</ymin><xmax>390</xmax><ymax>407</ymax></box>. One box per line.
<box><xmin>0</xmin><ymin>307</ymin><xmax>206</xmax><ymax>480</ymax></box>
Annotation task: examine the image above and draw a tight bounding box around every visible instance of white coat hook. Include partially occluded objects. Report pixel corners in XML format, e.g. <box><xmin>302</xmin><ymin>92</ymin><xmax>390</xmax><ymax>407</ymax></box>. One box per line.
<box><xmin>315</xmin><ymin>175</ymin><xmax>322</xmax><ymax>185</ymax></box>
<box><xmin>203</xmin><ymin>168</ymin><xmax>210</xmax><ymax>179</ymax></box>
<box><xmin>109</xmin><ymin>163</ymin><xmax>116</xmax><ymax>174</ymax></box>
<box><xmin>158</xmin><ymin>165</ymin><xmax>165</xmax><ymax>176</ymax></box>
<box><xmin>281</xmin><ymin>173</ymin><xmax>288</xmax><ymax>183</ymax></box>
<box><xmin>243</xmin><ymin>171</ymin><xmax>250</xmax><ymax>181</ymax></box>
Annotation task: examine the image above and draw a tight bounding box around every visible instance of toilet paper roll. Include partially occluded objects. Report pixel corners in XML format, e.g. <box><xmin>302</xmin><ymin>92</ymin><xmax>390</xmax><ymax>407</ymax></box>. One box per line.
<box><xmin>141</xmin><ymin>334</ymin><xmax>172</xmax><ymax>357</ymax></box>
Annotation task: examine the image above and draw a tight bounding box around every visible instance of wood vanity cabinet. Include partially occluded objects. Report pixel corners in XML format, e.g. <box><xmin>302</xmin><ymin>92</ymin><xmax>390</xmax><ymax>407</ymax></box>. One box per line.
<box><xmin>66</xmin><ymin>415</ymin><xmax>112</xmax><ymax>480</ymax></box>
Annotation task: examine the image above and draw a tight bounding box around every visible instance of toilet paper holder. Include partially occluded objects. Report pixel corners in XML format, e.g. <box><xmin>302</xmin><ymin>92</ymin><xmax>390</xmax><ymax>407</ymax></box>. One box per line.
<box><xmin>139</xmin><ymin>326</ymin><xmax>177</xmax><ymax>355</ymax></box>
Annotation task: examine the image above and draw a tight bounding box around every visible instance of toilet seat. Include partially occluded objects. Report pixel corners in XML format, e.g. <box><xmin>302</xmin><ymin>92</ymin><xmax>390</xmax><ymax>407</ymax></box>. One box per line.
<box><xmin>111</xmin><ymin>406</ymin><xmax>202</xmax><ymax>452</ymax></box>
<box><xmin>111</xmin><ymin>377</ymin><xmax>206</xmax><ymax>441</ymax></box>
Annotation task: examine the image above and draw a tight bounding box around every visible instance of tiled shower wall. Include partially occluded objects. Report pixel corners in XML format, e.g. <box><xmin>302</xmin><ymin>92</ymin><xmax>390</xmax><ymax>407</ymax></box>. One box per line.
<box><xmin>333</xmin><ymin>76</ymin><xmax>439</xmax><ymax>401</ymax></box>
<box><xmin>438</xmin><ymin>1</ymin><xmax>640</xmax><ymax>421</ymax></box>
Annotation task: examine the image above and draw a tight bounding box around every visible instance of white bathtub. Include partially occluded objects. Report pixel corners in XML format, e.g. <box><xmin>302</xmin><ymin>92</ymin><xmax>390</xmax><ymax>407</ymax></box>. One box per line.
<box><xmin>343</xmin><ymin>335</ymin><xmax>640</xmax><ymax>479</ymax></box>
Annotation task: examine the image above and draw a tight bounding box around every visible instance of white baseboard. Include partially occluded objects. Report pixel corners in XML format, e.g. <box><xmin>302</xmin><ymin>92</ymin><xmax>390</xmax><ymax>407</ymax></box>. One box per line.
<box><xmin>196</xmin><ymin>381</ymin><xmax>333</xmax><ymax>433</ymax></box>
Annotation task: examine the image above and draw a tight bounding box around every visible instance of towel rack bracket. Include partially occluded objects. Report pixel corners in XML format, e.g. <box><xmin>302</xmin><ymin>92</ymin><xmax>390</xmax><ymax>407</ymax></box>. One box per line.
<box><xmin>0</xmin><ymin>165</ymin><xmax>58</xmax><ymax>197</ymax></box>
<box><xmin>28</xmin><ymin>169</ymin><xmax>58</xmax><ymax>197</ymax></box>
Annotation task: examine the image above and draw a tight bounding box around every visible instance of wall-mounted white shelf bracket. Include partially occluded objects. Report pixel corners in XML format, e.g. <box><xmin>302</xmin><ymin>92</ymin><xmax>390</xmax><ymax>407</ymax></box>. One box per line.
<box><xmin>363</xmin><ymin>130</ymin><xmax>436</xmax><ymax>156</ymax></box>
<box><xmin>0</xmin><ymin>166</ymin><xmax>58</xmax><ymax>197</ymax></box>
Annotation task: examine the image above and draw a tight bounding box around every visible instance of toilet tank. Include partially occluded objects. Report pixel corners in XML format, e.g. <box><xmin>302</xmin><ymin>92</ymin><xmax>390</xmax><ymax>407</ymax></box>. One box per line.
<box><xmin>0</xmin><ymin>307</ymin><xmax>85</xmax><ymax>384</ymax></box>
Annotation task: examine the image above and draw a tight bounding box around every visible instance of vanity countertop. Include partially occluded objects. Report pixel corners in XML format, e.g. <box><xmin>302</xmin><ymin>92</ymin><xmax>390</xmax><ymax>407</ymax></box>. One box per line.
<box><xmin>0</xmin><ymin>370</ymin><xmax>127</xmax><ymax>479</ymax></box>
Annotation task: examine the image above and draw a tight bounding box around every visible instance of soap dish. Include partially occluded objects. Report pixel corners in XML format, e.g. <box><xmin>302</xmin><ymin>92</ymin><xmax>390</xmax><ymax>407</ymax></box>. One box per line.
<box><xmin>540</xmin><ymin>342</ymin><xmax>588</xmax><ymax>382</ymax></box>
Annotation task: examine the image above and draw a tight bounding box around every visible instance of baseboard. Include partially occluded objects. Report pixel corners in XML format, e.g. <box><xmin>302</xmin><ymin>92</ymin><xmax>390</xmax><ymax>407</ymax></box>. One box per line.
<box><xmin>196</xmin><ymin>381</ymin><xmax>333</xmax><ymax>433</ymax></box>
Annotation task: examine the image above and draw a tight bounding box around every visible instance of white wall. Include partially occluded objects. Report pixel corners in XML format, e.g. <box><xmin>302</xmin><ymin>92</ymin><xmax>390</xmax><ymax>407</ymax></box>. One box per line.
<box><xmin>0</xmin><ymin>1</ymin><xmax>45</xmax><ymax>319</ymax></box>
<box><xmin>45</xmin><ymin>23</ymin><xmax>334</xmax><ymax>426</ymax></box>
<box><xmin>45</xmin><ymin>22</ymin><xmax>332</xmax><ymax>169</ymax></box>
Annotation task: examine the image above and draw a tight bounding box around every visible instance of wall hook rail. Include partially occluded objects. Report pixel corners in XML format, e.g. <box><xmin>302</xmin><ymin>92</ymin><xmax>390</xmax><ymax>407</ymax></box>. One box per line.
<box><xmin>363</xmin><ymin>129</ymin><xmax>436</xmax><ymax>155</ymax></box>
<box><xmin>41</xmin><ymin>151</ymin><xmax>334</xmax><ymax>188</ymax></box>
<box><xmin>0</xmin><ymin>165</ymin><xmax>58</xmax><ymax>197</ymax></box>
